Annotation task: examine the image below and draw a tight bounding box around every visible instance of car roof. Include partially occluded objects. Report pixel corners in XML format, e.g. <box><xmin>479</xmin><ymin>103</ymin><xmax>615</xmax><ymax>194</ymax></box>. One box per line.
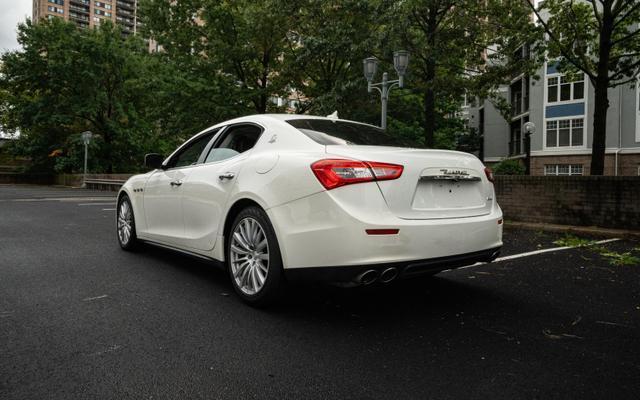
<box><xmin>213</xmin><ymin>114</ymin><xmax>380</xmax><ymax>130</ymax></box>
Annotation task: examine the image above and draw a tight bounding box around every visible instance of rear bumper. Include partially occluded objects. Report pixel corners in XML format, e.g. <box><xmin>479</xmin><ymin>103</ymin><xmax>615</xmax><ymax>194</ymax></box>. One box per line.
<box><xmin>266</xmin><ymin>185</ymin><xmax>503</xmax><ymax>270</ymax></box>
<box><xmin>284</xmin><ymin>246</ymin><xmax>502</xmax><ymax>283</ymax></box>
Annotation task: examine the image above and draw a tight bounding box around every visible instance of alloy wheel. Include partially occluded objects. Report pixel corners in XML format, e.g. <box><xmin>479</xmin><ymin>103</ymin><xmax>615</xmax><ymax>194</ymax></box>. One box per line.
<box><xmin>117</xmin><ymin>199</ymin><xmax>133</xmax><ymax>246</ymax></box>
<box><xmin>230</xmin><ymin>217</ymin><xmax>269</xmax><ymax>295</ymax></box>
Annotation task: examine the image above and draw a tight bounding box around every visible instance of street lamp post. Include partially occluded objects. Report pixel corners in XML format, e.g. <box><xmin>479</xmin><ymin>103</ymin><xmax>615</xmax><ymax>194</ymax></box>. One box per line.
<box><xmin>81</xmin><ymin>131</ymin><xmax>93</xmax><ymax>188</ymax></box>
<box><xmin>523</xmin><ymin>122</ymin><xmax>535</xmax><ymax>175</ymax></box>
<box><xmin>363</xmin><ymin>50</ymin><xmax>409</xmax><ymax>130</ymax></box>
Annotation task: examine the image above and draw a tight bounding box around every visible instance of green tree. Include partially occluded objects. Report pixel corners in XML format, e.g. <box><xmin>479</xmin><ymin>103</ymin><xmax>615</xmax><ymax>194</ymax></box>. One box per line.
<box><xmin>141</xmin><ymin>0</ymin><xmax>297</xmax><ymax>114</ymax></box>
<box><xmin>280</xmin><ymin>0</ymin><xmax>384</xmax><ymax>116</ymax></box>
<box><xmin>525</xmin><ymin>0</ymin><xmax>640</xmax><ymax>175</ymax></box>
<box><xmin>0</xmin><ymin>19</ymin><xmax>164</xmax><ymax>172</ymax></box>
<box><xmin>391</xmin><ymin>0</ymin><xmax>484</xmax><ymax>148</ymax></box>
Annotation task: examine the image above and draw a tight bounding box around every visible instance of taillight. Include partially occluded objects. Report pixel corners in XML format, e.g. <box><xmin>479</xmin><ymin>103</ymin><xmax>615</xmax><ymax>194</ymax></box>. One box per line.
<box><xmin>311</xmin><ymin>159</ymin><xmax>403</xmax><ymax>190</ymax></box>
<box><xmin>484</xmin><ymin>167</ymin><xmax>495</xmax><ymax>183</ymax></box>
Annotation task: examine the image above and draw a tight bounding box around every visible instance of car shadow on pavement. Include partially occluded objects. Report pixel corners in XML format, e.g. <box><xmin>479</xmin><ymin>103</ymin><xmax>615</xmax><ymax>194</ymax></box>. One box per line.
<box><xmin>137</xmin><ymin>242</ymin><xmax>524</xmax><ymax>324</ymax></box>
<box><xmin>274</xmin><ymin>277</ymin><xmax>513</xmax><ymax>319</ymax></box>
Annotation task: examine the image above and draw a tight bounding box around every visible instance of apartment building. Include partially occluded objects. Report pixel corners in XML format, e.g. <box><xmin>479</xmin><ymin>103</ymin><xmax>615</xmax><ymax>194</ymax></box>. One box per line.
<box><xmin>468</xmin><ymin>2</ymin><xmax>640</xmax><ymax>176</ymax></box>
<box><xmin>33</xmin><ymin>0</ymin><xmax>140</xmax><ymax>35</ymax></box>
<box><xmin>470</xmin><ymin>53</ymin><xmax>640</xmax><ymax>176</ymax></box>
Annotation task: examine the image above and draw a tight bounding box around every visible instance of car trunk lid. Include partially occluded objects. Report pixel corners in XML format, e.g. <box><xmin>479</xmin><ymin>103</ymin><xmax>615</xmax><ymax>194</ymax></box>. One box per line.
<box><xmin>325</xmin><ymin>145</ymin><xmax>493</xmax><ymax>220</ymax></box>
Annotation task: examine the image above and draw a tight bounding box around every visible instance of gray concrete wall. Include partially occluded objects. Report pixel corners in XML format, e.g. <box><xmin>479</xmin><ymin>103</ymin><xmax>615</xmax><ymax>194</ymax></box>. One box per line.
<box><xmin>482</xmin><ymin>95</ymin><xmax>510</xmax><ymax>160</ymax></box>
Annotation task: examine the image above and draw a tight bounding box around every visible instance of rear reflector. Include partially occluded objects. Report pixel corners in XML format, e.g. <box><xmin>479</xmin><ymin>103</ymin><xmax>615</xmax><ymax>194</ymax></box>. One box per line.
<box><xmin>311</xmin><ymin>159</ymin><xmax>403</xmax><ymax>190</ymax></box>
<box><xmin>365</xmin><ymin>229</ymin><xmax>400</xmax><ymax>235</ymax></box>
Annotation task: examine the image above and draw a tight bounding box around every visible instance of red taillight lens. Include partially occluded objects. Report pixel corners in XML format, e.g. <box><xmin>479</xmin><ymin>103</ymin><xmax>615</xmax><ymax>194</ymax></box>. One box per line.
<box><xmin>311</xmin><ymin>159</ymin><xmax>403</xmax><ymax>190</ymax></box>
<box><xmin>484</xmin><ymin>167</ymin><xmax>495</xmax><ymax>183</ymax></box>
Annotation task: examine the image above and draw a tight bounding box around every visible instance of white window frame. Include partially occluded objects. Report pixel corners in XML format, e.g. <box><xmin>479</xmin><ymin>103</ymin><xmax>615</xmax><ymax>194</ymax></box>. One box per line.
<box><xmin>543</xmin><ymin>116</ymin><xmax>586</xmax><ymax>149</ymax></box>
<box><xmin>544</xmin><ymin>164</ymin><xmax>583</xmax><ymax>176</ymax></box>
<box><xmin>546</xmin><ymin>73</ymin><xmax>585</xmax><ymax>105</ymax></box>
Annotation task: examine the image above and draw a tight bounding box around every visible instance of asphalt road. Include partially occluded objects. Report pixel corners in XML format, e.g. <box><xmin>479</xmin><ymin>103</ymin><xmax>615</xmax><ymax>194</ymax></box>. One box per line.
<box><xmin>1</xmin><ymin>184</ymin><xmax>639</xmax><ymax>399</ymax></box>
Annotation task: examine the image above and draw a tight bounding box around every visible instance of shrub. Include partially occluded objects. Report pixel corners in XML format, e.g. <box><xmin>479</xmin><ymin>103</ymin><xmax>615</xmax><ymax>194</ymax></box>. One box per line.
<box><xmin>492</xmin><ymin>159</ymin><xmax>525</xmax><ymax>175</ymax></box>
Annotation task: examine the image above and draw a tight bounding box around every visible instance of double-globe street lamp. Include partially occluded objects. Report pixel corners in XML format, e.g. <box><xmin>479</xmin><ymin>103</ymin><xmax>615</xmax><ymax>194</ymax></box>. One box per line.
<box><xmin>363</xmin><ymin>50</ymin><xmax>409</xmax><ymax>130</ymax></box>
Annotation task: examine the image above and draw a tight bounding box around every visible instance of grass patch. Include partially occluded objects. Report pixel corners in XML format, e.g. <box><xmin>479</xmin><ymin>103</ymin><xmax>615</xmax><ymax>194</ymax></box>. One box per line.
<box><xmin>554</xmin><ymin>234</ymin><xmax>639</xmax><ymax>267</ymax></box>
<box><xmin>553</xmin><ymin>234</ymin><xmax>596</xmax><ymax>248</ymax></box>
<box><xmin>599</xmin><ymin>251</ymin><xmax>640</xmax><ymax>266</ymax></box>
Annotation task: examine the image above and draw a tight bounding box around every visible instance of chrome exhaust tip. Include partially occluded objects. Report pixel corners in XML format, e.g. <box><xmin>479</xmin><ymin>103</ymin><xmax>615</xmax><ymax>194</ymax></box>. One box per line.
<box><xmin>379</xmin><ymin>267</ymin><xmax>398</xmax><ymax>283</ymax></box>
<box><xmin>356</xmin><ymin>269</ymin><xmax>378</xmax><ymax>285</ymax></box>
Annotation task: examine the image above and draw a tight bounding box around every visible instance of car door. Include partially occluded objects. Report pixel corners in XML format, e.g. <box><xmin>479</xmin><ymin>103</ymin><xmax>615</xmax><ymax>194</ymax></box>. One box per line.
<box><xmin>143</xmin><ymin>130</ymin><xmax>217</xmax><ymax>246</ymax></box>
<box><xmin>181</xmin><ymin>123</ymin><xmax>264</xmax><ymax>251</ymax></box>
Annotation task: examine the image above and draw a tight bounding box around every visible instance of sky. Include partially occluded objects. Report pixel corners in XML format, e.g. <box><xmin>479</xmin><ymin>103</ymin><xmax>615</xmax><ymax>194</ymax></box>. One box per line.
<box><xmin>0</xmin><ymin>0</ymin><xmax>31</xmax><ymax>53</ymax></box>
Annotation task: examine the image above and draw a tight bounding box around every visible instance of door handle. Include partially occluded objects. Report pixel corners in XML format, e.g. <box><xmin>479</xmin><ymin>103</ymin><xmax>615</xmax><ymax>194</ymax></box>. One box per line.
<box><xmin>219</xmin><ymin>172</ymin><xmax>235</xmax><ymax>181</ymax></box>
<box><xmin>170</xmin><ymin>180</ymin><xmax>182</xmax><ymax>187</ymax></box>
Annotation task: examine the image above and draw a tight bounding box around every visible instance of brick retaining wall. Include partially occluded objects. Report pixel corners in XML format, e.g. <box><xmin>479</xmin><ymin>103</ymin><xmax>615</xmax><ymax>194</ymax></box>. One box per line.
<box><xmin>494</xmin><ymin>176</ymin><xmax>640</xmax><ymax>230</ymax></box>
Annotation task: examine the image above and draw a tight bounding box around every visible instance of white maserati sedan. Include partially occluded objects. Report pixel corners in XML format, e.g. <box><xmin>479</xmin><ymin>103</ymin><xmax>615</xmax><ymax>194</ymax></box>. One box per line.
<box><xmin>116</xmin><ymin>114</ymin><xmax>503</xmax><ymax>305</ymax></box>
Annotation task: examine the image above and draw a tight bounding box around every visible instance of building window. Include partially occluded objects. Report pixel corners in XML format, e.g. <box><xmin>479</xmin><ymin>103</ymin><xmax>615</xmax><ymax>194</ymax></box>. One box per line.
<box><xmin>48</xmin><ymin>5</ymin><xmax>64</xmax><ymax>13</ymax></box>
<box><xmin>547</xmin><ymin>75</ymin><xmax>584</xmax><ymax>103</ymax></box>
<box><xmin>544</xmin><ymin>164</ymin><xmax>583</xmax><ymax>176</ymax></box>
<box><xmin>48</xmin><ymin>0</ymin><xmax>64</xmax><ymax>5</ymax></box>
<box><xmin>510</xmin><ymin>121</ymin><xmax>522</xmax><ymax>155</ymax></box>
<box><xmin>546</xmin><ymin>118</ymin><xmax>584</xmax><ymax>147</ymax></box>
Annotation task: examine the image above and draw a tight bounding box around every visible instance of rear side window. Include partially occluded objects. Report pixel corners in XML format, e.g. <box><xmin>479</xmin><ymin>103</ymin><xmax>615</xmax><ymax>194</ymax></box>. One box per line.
<box><xmin>204</xmin><ymin>124</ymin><xmax>262</xmax><ymax>163</ymax></box>
<box><xmin>286</xmin><ymin>119</ymin><xmax>407</xmax><ymax>147</ymax></box>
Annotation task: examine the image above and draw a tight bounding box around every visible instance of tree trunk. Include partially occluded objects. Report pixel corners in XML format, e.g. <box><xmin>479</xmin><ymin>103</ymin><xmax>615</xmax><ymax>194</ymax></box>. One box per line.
<box><xmin>424</xmin><ymin>78</ymin><xmax>435</xmax><ymax>148</ymax></box>
<box><xmin>590</xmin><ymin>5</ymin><xmax>614</xmax><ymax>176</ymax></box>
<box><xmin>591</xmin><ymin>79</ymin><xmax>609</xmax><ymax>175</ymax></box>
<box><xmin>422</xmin><ymin>7</ymin><xmax>438</xmax><ymax>148</ymax></box>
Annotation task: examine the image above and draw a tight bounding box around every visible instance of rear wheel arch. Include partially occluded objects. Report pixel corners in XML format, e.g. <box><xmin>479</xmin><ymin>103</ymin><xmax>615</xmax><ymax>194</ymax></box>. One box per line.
<box><xmin>223</xmin><ymin>198</ymin><xmax>264</xmax><ymax>248</ymax></box>
<box><xmin>222</xmin><ymin>198</ymin><xmax>286</xmax><ymax>263</ymax></box>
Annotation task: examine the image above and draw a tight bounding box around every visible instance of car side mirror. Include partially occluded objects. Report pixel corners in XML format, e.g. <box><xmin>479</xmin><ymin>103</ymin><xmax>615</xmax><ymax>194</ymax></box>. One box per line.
<box><xmin>144</xmin><ymin>153</ymin><xmax>165</xmax><ymax>170</ymax></box>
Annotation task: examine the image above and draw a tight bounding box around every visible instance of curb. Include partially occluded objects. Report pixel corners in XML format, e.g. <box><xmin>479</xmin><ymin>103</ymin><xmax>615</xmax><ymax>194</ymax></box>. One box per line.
<box><xmin>505</xmin><ymin>221</ymin><xmax>640</xmax><ymax>239</ymax></box>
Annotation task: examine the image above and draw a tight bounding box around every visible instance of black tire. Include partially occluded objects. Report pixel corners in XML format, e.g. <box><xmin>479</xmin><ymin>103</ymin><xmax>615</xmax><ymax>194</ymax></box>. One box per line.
<box><xmin>116</xmin><ymin>194</ymin><xmax>139</xmax><ymax>251</ymax></box>
<box><xmin>227</xmin><ymin>206</ymin><xmax>285</xmax><ymax>307</ymax></box>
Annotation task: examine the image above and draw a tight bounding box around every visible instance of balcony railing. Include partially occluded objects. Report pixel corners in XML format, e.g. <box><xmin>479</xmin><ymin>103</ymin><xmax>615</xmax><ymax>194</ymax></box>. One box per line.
<box><xmin>116</xmin><ymin>1</ymin><xmax>135</xmax><ymax>11</ymax></box>
<box><xmin>69</xmin><ymin>13</ymin><xmax>89</xmax><ymax>21</ymax></box>
<box><xmin>69</xmin><ymin>5</ymin><xmax>89</xmax><ymax>14</ymax></box>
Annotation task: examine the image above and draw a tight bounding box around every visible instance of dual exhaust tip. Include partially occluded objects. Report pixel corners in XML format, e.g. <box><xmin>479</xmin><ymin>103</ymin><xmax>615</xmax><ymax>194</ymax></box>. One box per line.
<box><xmin>356</xmin><ymin>267</ymin><xmax>398</xmax><ymax>285</ymax></box>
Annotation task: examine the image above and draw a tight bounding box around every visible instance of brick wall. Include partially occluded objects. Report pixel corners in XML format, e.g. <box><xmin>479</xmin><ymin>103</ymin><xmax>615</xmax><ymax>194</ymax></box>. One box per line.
<box><xmin>494</xmin><ymin>176</ymin><xmax>640</xmax><ymax>230</ymax></box>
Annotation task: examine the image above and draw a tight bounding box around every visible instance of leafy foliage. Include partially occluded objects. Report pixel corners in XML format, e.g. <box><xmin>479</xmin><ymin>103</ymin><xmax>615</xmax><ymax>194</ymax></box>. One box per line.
<box><xmin>0</xmin><ymin>19</ymin><xmax>167</xmax><ymax>172</ymax></box>
<box><xmin>492</xmin><ymin>159</ymin><xmax>525</xmax><ymax>175</ymax></box>
<box><xmin>0</xmin><ymin>1</ymin><xmax>556</xmax><ymax>173</ymax></box>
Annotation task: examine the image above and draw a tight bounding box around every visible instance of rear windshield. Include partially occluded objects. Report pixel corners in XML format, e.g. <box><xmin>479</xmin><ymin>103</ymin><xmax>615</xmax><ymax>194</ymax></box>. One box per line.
<box><xmin>286</xmin><ymin>119</ymin><xmax>407</xmax><ymax>147</ymax></box>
